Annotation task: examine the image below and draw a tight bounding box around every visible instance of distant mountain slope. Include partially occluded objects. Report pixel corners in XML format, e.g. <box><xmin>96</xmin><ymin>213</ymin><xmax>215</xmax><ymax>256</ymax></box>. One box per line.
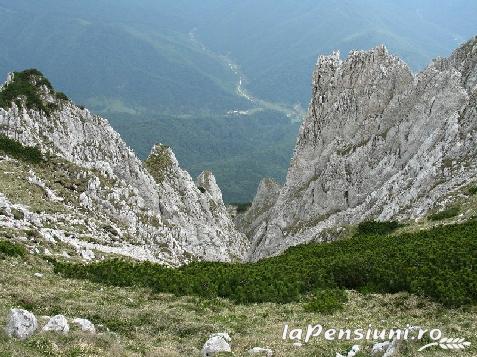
<box><xmin>197</xmin><ymin>0</ymin><xmax>477</xmax><ymax>104</ymax></box>
<box><xmin>1</xmin><ymin>0</ymin><xmax>475</xmax><ymax>202</ymax></box>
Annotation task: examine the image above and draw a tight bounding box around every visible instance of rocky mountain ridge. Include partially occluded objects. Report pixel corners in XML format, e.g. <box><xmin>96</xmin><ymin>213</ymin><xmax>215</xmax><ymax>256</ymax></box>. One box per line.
<box><xmin>0</xmin><ymin>69</ymin><xmax>249</xmax><ymax>265</ymax></box>
<box><xmin>245</xmin><ymin>36</ymin><xmax>477</xmax><ymax>261</ymax></box>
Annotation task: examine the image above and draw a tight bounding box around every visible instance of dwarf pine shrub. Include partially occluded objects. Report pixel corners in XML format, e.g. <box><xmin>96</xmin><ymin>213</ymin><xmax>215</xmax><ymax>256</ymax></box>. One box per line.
<box><xmin>53</xmin><ymin>220</ymin><xmax>477</xmax><ymax>307</ymax></box>
<box><xmin>304</xmin><ymin>289</ymin><xmax>348</xmax><ymax>314</ymax></box>
<box><xmin>429</xmin><ymin>206</ymin><xmax>460</xmax><ymax>221</ymax></box>
<box><xmin>0</xmin><ymin>134</ymin><xmax>43</xmax><ymax>163</ymax></box>
<box><xmin>0</xmin><ymin>240</ymin><xmax>27</xmax><ymax>258</ymax></box>
<box><xmin>355</xmin><ymin>220</ymin><xmax>400</xmax><ymax>236</ymax></box>
<box><xmin>468</xmin><ymin>185</ymin><xmax>477</xmax><ymax>196</ymax></box>
<box><xmin>0</xmin><ymin>69</ymin><xmax>67</xmax><ymax>115</ymax></box>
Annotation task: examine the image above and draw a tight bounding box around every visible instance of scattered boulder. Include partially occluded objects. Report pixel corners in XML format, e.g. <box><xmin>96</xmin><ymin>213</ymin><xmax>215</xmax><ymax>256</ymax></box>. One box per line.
<box><xmin>337</xmin><ymin>344</ymin><xmax>360</xmax><ymax>357</ymax></box>
<box><xmin>34</xmin><ymin>273</ymin><xmax>43</xmax><ymax>278</ymax></box>
<box><xmin>248</xmin><ymin>347</ymin><xmax>273</xmax><ymax>356</ymax></box>
<box><xmin>372</xmin><ymin>341</ymin><xmax>391</xmax><ymax>355</ymax></box>
<box><xmin>202</xmin><ymin>332</ymin><xmax>232</xmax><ymax>356</ymax></box>
<box><xmin>42</xmin><ymin>314</ymin><xmax>69</xmax><ymax>334</ymax></box>
<box><xmin>73</xmin><ymin>318</ymin><xmax>96</xmax><ymax>334</ymax></box>
<box><xmin>80</xmin><ymin>249</ymin><xmax>95</xmax><ymax>261</ymax></box>
<box><xmin>5</xmin><ymin>308</ymin><xmax>38</xmax><ymax>340</ymax></box>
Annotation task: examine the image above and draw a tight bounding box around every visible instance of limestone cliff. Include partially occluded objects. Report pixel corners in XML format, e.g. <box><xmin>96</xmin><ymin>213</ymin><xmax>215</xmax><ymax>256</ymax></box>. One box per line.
<box><xmin>0</xmin><ymin>69</ymin><xmax>249</xmax><ymax>265</ymax></box>
<box><xmin>247</xmin><ymin>36</ymin><xmax>477</xmax><ymax>261</ymax></box>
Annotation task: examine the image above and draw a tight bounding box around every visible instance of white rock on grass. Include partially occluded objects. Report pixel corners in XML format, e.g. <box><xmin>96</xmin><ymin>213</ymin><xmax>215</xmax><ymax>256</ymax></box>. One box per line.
<box><xmin>72</xmin><ymin>318</ymin><xmax>96</xmax><ymax>334</ymax></box>
<box><xmin>337</xmin><ymin>344</ymin><xmax>360</xmax><ymax>357</ymax></box>
<box><xmin>5</xmin><ymin>308</ymin><xmax>37</xmax><ymax>340</ymax></box>
<box><xmin>42</xmin><ymin>315</ymin><xmax>69</xmax><ymax>334</ymax></box>
<box><xmin>80</xmin><ymin>249</ymin><xmax>95</xmax><ymax>261</ymax></box>
<box><xmin>202</xmin><ymin>332</ymin><xmax>232</xmax><ymax>356</ymax></box>
<box><xmin>372</xmin><ymin>341</ymin><xmax>391</xmax><ymax>354</ymax></box>
<box><xmin>248</xmin><ymin>347</ymin><xmax>273</xmax><ymax>356</ymax></box>
<box><xmin>348</xmin><ymin>345</ymin><xmax>360</xmax><ymax>357</ymax></box>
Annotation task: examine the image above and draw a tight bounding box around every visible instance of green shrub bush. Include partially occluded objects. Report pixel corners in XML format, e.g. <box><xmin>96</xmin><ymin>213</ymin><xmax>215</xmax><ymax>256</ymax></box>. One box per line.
<box><xmin>355</xmin><ymin>220</ymin><xmax>400</xmax><ymax>236</ymax></box>
<box><xmin>234</xmin><ymin>202</ymin><xmax>252</xmax><ymax>213</ymax></box>
<box><xmin>429</xmin><ymin>206</ymin><xmax>460</xmax><ymax>221</ymax></box>
<box><xmin>53</xmin><ymin>220</ymin><xmax>477</xmax><ymax>307</ymax></box>
<box><xmin>0</xmin><ymin>69</ymin><xmax>67</xmax><ymax>115</ymax></box>
<box><xmin>0</xmin><ymin>240</ymin><xmax>27</xmax><ymax>258</ymax></box>
<box><xmin>0</xmin><ymin>134</ymin><xmax>43</xmax><ymax>163</ymax></box>
<box><xmin>304</xmin><ymin>289</ymin><xmax>348</xmax><ymax>314</ymax></box>
<box><xmin>468</xmin><ymin>185</ymin><xmax>477</xmax><ymax>196</ymax></box>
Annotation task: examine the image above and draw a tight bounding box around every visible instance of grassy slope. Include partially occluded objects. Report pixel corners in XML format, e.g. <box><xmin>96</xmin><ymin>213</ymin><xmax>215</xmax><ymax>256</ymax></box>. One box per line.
<box><xmin>0</xmin><ymin>254</ymin><xmax>476</xmax><ymax>356</ymax></box>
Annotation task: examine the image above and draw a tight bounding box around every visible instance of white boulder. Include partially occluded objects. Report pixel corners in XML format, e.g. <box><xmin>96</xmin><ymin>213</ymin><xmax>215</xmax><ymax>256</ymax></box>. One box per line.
<box><xmin>42</xmin><ymin>314</ymin><xmax>69</xmax><ymax>334</ymax></box>
<box><xmin>73</xmin><ymin>318</ymin><xmax>96</xmax><ymax>334</ymax></box>
<box><xmin>5</xmin><ymin>308</ymin><xmax>37</xmax><ymax>340</ymax></box>
<box><xmin>248</xmin><ymin>347</ymin><xmax>273</xmax><ymax>356</ymax></box>
<box><xmin>202</xmin><ymin>332</ymin><xmax>232</xmax><ymax>356</ymax></box>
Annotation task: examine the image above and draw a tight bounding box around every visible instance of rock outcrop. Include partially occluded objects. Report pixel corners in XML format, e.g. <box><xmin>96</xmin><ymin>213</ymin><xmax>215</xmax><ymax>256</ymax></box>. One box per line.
<box><xmin>0</xmin><ymin>70</ymin><xmax>249</xmax><ymax>265</ymax></box>
<box><xmin>247</xmin><ymin>36</ymin><xmax>477</xmax><ymax>260</ymax></box>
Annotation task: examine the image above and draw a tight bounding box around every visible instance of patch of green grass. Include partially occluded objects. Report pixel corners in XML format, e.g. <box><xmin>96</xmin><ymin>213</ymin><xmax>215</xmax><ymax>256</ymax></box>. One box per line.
<box><xmin>54</xmin><ymin>220</ymin><xmax>477</xmax><ymax>307</ymax></box>
<box><xmin>429</xmin><ymin>206</ymin><xmax>460</xmax><ymax>221</ymax></box>
<box><xmin>304</xmin><ymin>289</ymin><xmax>348</xmax><ymax>314</ymax></box>
<box><xmin>0</xmin><ymin>134</ymin><xmax>43</xmax><ymax>163</ymax></box>
<box><xmin>0</xmin><ymin>239</ymin><xmax>26</xmax><ymax>258</ymax></box>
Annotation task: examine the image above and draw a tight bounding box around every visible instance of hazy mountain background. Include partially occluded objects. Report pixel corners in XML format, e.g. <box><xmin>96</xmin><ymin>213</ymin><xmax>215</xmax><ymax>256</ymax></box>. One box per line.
<box><xmin>1</xmin><ymin>0</ymin><xmax>476</xmax><ymax>202</ymax></box>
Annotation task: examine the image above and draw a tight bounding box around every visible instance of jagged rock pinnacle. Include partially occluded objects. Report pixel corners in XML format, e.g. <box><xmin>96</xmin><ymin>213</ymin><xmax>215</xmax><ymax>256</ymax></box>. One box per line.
<box><xmin>245</xmin><ymin>36</ymin><xmax>477</xmax><ymax>261</ymax></box>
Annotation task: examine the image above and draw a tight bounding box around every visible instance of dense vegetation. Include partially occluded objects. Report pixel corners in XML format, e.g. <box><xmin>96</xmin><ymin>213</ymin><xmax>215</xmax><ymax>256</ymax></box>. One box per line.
<box><xmin>304</xmin><ymin>288</ymin><xmax>348</xmax><ymax>314</ymax></box>
<box><xmin>469</xmin><ymin>185</ymin><xmax>477</xmax><ymax>195</ymax></box>
<box><xmin>0</xmin><ymin>69</ymin><xmax>60</xmax><ymax>115</ymax></box>
<box><xmin>429</xmin><ymin>206</ymin><xmax>460</xmax><ymax>221</ymax></box>
<box><xmin>54</xmin><ymin>220</ymin><xmax>477</xmax><ymax>307</ymax></box>
<box><xmin>0</xmin><ymin>240</ymin><xmax>26</xmax><ymax>259</ymax></box>
<box><xmin>0</xmin><ymin>134</ymin><xmax>43</xmax><ymax>163</ymax></box>
<box><xmin>144</xmin><ymin>144</ymin><xmax>173</xmax><ymax>184</ymax></box>
<box><xmin>355</xmin><ymin>220</ymin><xmax>401</xmax><ymax>236</ymax></box>
<box><xmin>233</xmin><ymin>202</ymin><xmax>252</xmax><ymax>213</ymax></box>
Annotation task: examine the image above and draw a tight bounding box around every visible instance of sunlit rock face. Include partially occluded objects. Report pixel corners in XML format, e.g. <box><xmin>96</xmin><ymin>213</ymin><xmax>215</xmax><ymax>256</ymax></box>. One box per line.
<box><xmin>0</xmin><ymin>70</ymin><xmax>249</xmax><ymax>265</ymax></box>
<box><xmin>247</xmin><ymin>36</ymin><xmax>477</xmax><ymax>261</ymax></box>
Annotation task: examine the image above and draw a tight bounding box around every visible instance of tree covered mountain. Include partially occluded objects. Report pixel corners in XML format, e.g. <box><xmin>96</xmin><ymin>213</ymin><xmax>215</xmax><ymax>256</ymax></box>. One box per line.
<box><xmin>1</xmin><ymin>0</ymin><xmax>475</xmax><ymax>201</ymax></box>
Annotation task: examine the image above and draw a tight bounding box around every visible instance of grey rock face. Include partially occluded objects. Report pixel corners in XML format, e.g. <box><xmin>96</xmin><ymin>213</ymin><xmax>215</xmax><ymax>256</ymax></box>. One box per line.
<box><xmin>5</xmin><ymin>308</ymin><xmax>37</xmax><ymax>340</ymax></box>
<box><xmin>42</xmin><ymin>314</ymin><xmax>69</xmax><ymax>334</ymax></box>
<box><xmin>235</xmin><ymin>178</ymin><xmax>281</xmax><ymax>242</ymax></box>
<box><xmin>196</xmin><ymin>170</ymin><xmax>224</xmax><ymax>205</ymax></box>
<box><xmin>0</xmin><ymin>72</ymin><xmax>249</xmax><ymax>265</ymax></box>
<box><xmin>247</xmin><ymin>36</ymin><xmax>477</xmax><ymax>260</ymax></box>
